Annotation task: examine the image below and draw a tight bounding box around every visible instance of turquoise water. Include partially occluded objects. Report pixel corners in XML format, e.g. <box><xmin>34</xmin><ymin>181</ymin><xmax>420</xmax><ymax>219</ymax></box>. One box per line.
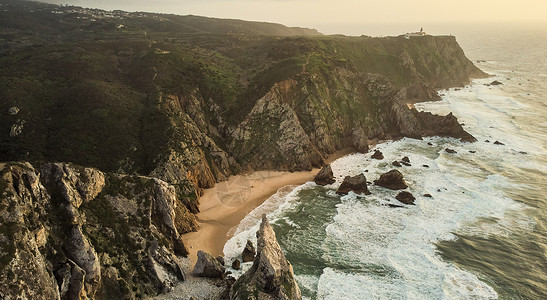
<box><xmin>224</xmin><ymin>26</ymin><xmax>547</xmax><ymax>299</ymax></box>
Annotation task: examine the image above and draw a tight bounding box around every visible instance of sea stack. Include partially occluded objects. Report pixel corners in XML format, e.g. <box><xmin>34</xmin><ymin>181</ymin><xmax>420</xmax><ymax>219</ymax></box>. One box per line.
<box><xmin>230</xmin><ymin>215</ymin><xmax>301</xmax><ymax>300</ymax></box>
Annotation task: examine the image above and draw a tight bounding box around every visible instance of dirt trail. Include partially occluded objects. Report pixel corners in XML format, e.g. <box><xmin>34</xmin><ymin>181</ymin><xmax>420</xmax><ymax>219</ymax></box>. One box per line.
<box><xmin>301</xmin><ymin>54</ymin><xmax>312</xmax><ymax>74</ymax></box>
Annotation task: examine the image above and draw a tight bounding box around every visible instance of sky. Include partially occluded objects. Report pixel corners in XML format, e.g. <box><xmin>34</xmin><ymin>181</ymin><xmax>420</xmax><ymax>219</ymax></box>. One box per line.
<box><xmin>40</xmin><ymin>0</ymin><xmax>547</xmax><ymax>35</ymax></box>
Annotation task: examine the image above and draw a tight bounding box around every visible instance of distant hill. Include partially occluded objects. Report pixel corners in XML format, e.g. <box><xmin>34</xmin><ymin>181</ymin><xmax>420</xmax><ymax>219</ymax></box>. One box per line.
<box><xmin>1</xmin><ymin>0</ymin><xmax>321</xmax><ymax>37</ymax></box>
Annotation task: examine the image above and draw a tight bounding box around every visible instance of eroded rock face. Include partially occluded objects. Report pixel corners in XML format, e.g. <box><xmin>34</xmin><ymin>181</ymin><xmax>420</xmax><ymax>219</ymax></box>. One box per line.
<box><xmin>314</xmin><ymin>164</ymin><xmax>335</xmax><ymax>186</ymax></box>
<box><xmin>193</xmin><ymin>250</ymin><xmax>225</xmax><ymax>278</ymax></box>
<box><xmin>242</xmin><ymin>240</ymin><xmax>256</xmax><ymax>263</ymax></box>
<box><xmin>336</xmin><ymin>174</ymin><xmax>371</xmax><ymax>195</ymax></box>
<box><xmin>230</xmin><ymin>215</ymin><xmax>301</xmax><ymax>300</ymax></box>
<box><xmin>412</xmin><ymin>111</ymin><xmax>477</xmax><ymax>142</ymax></box>
<box><xmin>374</xmin><ymin>170</ymin><xmax>408</xmax><ymax>190</ymax></box>
<box><xmin>0</xmin><ymin>162</ymin><xmax>190</xmax><ymax>299</ymax></box>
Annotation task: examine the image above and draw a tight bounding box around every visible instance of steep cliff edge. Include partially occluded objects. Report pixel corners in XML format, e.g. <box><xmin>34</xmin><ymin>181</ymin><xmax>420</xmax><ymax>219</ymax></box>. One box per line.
<box><xmin>0</xmin><ymin>162</ymin><xmax>190</xmax><ymax>299</ymax></box>
<box><xmin>0</xmin><ymin>4</ymin><xmax>486</xmax><ymax>298</ymax></box>
<box><xmin>230</xmin><ymin>215</ymin><xmax>301</xmax><ymax>300</ymax></box>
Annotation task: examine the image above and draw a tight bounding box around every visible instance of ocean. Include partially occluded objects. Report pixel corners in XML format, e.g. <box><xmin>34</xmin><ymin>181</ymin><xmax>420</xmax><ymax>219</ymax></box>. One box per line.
<box><xmin>223</xmin><ymin>24</ymin><xmax>547</xmax><ymax>299</ymax></box>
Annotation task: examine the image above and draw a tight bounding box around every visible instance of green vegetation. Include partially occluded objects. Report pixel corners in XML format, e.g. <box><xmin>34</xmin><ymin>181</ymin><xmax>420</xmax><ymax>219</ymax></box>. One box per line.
<box><xmin>0</xmin><ymin>0</ymin><xmax>482</xmax><ymax>180</ymax></box>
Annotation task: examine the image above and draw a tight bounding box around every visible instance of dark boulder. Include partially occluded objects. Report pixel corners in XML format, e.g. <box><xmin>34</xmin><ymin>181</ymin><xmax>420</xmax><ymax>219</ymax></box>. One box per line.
<box><xmin>193</xmin><ymin>250</ymin><xmax>225</xmax><ymax>278</ymax></box>
<box><xmin>371</xmin><ymin>150</ymin><xmax>384</xmax><ymax>160</ymax></box>
<box><xmin>232</xmin><ymin>259</ymin><xmax>241</xmax><ymax>270</ymax></box>
<box><xmin>242</xmin><ymin>240</ymin><xmax>256</xmax><ymax>263</ymax></box>
<box><xmin>490</xmin><ymin>80</ymin><xmax>503</xmax><ymax>85</ymax></box>
<box><xmin>392</xmin><ymin>161</ymin><xmax>402</xmax><ymax>167</ymax></box>
<box><xmin>423</xmin><ymin>194</ymin><xmax>433</xmax><ymax>198</ymax></box>
<box><xmin>396</xmin><ymin>191</ymin><xmax>416</xmax><ymax>205</ymax></box>
<box><xmin>314</xmin><ymin>164</ymin><xmax>335</xmax><ymax>186</ymax></box>
<box><xmin>374</xmin><ymin>170</ymin><xmax>408</xmax><ymax>190</ymax></box>
<box><xmin>336</xmin><ymin>174</ymin><xmax>371</xmax><ymax>195</ymax></box>
<box><xmin>445</xmin><ymin>148</ymin><xmax>457</xmax><ymax>154</ymax></box>
<box><xmin>494</xmin><ymin>141</ymin><xmax>505</xmax><ymax>145</ymax></box>
<box><xmin>422</xmin><ymin>164</ymin><xmax>429</xmax><ymax>168</ymax></box>
<box><xmin>402</xmin><ymin>156</ymin><xmax>410</xmax><ymax>163</ymax></box>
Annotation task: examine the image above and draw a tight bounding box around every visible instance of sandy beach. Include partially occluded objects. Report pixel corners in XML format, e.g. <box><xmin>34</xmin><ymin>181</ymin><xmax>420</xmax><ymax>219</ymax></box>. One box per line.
<box><xmin>182</xmin><ymin>148</ymin><xmax>354</xmax><ymax>267</ymax></box>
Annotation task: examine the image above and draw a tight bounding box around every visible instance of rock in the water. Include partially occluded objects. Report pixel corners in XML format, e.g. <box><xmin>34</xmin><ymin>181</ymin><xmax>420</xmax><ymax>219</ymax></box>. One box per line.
<box><xmin>422</xmin><ymin>164</ymin><xmax>429</xmax><ymax>168</ymax></box>
<box><xmin>412</xmin><ymin>111</ymin><xmax>477</xmax><ymax>142</ymax></box>
<box><xmin>469</xmin><ymin>150</ymin><xmax>476</xmax><ymax>153</ymax></box>
<box><xmin>232</xmin><ymin>259</ymin><xmax>241</xmax><ymax>270</ymax></box>
<box><xmin>402</xmin><ymin>156</ymin><xmax>410</xmax><ymax>163</ymax></box>
<box><xmin>423</xmin><ymin>194</ymin><xmax>433</xmax><ymax>198</ymax></box>
<box><xmin>494</xmin><ymin>140</ymin><xmax>505</xmax><ymax>145</ymax></box>
<box><xmin>193</xmin><ymin>250</ymin><xmax>225</xmax><ymax>278</ymax></box>
<box><xmin>392</xmin><ymin>161</ymin><xmax>402</xmax><ymax>167</ymax></box>
<box><xmin>336</xmin><ymin>174</ymin><xmax>371</xmax><ymax>195</ymax></box>
<box><xmin>230</xmin><ymin>215</ymin><xmax>301</xmax><ymax>300</ymax></box>
<box><xmin>314</xmin><ymin>164</ymin><xmax>335</xmax><ymax>186</ymax></box>
<box><xmin>242</xmin><ymin>240</ymin><xmax>256</xmax><ymax>263</ymax></box>
<box><xmin>445</xmin><ymin>148</ymin><xmax>457</xmax><ymax>154</ymax></box>
<box><xmin>396</xmin><ymin>191</ymin><xmax>416</xmax><ymax>205</ymax></box>
<box><xmin>374</xmin><ymin>170</ymin><xmax>408</xmax><ymax>190</ymax></box>
<box><xmin>371</xmin><ymin>150</ymin><xmax>384</xmax><ymax>160</ymax></box>
<box><xmin>427</xmin><ymin>142</ymin><xmax>433</xmax><ymax>146</ymax></box>
<box><xmin>490</xmin><ymin>80</ymin><xmax>503</xmax><ymax>85</ymax></box>
<box><xmin>401</xmin><ymin>161</ymin><xmax>411</xmax><ymax>166</ymax></box>
<box><xmin>216</xmin><ymin>256</ymin><xmax>225</xmax><ymax>266</ymax></box>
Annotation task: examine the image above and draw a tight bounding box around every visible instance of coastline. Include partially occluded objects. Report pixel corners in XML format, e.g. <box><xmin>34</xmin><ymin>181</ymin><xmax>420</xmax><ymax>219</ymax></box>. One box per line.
<box><xmin>181</xmin><ymin>147</ymin><xmax>355</xmax><ymax>267</ymax></box>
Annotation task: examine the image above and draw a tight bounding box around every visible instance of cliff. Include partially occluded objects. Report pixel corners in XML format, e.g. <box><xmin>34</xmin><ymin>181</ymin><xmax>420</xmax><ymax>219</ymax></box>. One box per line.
<box><xmin>0</xmin><ymin>1</ymin><xmax>487</xmax><ymax>298</ymax></box>
<box><xmin>0</xmin><ymin>162</ymin><xmax>189</xmax><ymax>299</ymax></box>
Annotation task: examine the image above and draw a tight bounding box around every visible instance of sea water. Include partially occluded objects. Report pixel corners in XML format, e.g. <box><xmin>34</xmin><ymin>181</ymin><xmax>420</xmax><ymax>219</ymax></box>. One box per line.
<box><xmin>224</xmin><ymin>25</ymin><xmax>547</xmax><ymax>299</ymax></box>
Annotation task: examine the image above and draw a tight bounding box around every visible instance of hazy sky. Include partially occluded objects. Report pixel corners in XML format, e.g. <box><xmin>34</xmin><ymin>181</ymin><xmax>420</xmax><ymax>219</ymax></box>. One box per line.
<box><xmin>41</xmin><ymin>0</ymin><xmax>547</xmax><ymax>35</ymax></box>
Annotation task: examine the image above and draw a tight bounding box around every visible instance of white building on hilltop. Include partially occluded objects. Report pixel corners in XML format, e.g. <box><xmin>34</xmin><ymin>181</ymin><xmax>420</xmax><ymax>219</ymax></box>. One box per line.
<box><xmin>405</xmin><ymin>27</ymin><xmax>427</xmax><ymax>38</ymax></box>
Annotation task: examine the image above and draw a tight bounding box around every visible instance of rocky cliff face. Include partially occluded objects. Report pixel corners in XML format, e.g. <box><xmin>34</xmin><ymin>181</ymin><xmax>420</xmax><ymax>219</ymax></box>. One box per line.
<box><xmin>1</xmin><ymin>7</ymin><xmax>486</xmax><ymax>298</ymax></box>
<box><xmin>230</xmin><ymin>215</ymin><xmax>301</xmax><ymax>300</ymax></box>
<box><xmin>0</xmin><ymin>162</ymin><xmax>190</xmax><ymax>299</ymax></box>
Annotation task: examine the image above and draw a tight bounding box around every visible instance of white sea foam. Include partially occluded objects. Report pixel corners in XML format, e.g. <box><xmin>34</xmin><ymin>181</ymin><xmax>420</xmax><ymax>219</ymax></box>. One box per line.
<box><xmin>224</xmin><ymin>72</ymin><xmax>538</xmax><ymax>298</ymax></box>
<box><xmin>223</xmin><ymin>182</ymin><xmax>316</xmax><ymax>275</ymax></box>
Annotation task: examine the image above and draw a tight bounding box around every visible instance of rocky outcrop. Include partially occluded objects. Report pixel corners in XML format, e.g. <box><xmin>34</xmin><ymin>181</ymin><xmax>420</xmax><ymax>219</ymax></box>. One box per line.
<box><xmin>230</xmin><ymin>215</ymin><xmax>301</xmax><ymax>300</ymax></box>
<box><xmin>242</xmin><ymin>240</ymin><xmax>256</xmax><ymax>263</ymax></box>
<box><xmin>0</xmin><ymin>162</ymin><xmax>190</xmax><ymax>299</ymax></box>
<box><xmin>336</xmin><ymin>174</ymin><xmax>371</xmax><ymax>195</ymax></box>
<box><xmin>314</xmin><ymin>164</ymin><xmax>335</xmax><ymax>186</ymax></box>
<box><xmin>374</xmin><ymin>170</ymin><xmax>408</xmax><ymax>190</ymax></box>
<box><xmin>351</xmin><ymin>127</ymin><xmax>369</xmax><ymax>153</ymax></box>
<box><xmin>193</xmin><ymin>250</ymin><xmax>225</xmax><ymax>278</ymax></box>
<box><xmin>395</xmin><ymin>191</ymin><xmax>416</xmax><ymax>205</ymax></box>
<box><xmin>411</xmin><ymin>111</ymin><xmax>477</xmax><ymax>142</ymax></box>
<box><xmin>371</xmin><ymin>150</ymin><xmax>384</xmax><ymax>160</ymax></box>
